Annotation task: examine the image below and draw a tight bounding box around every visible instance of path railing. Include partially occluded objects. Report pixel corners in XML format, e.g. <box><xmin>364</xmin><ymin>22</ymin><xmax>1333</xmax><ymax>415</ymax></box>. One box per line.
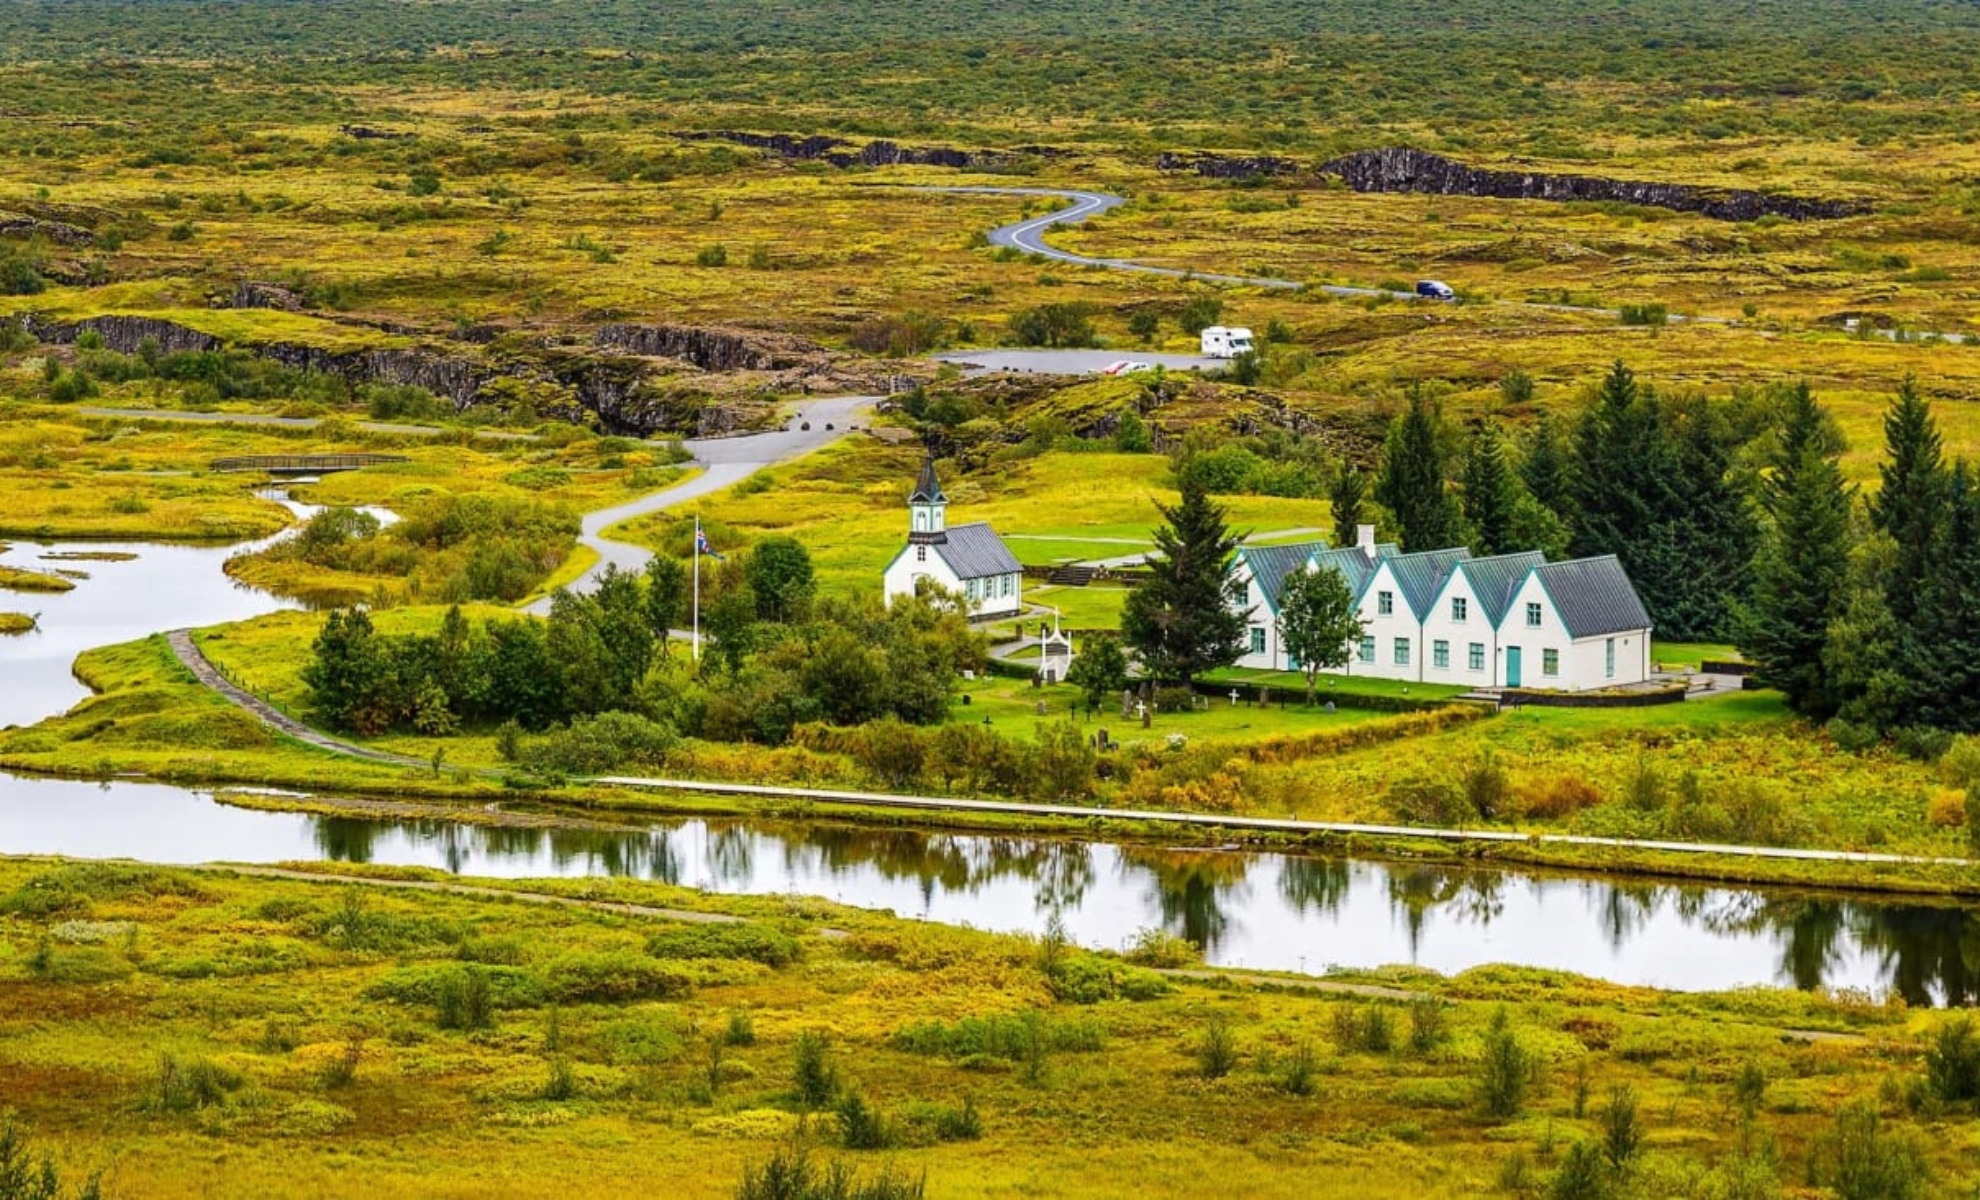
<box><xmin>210</xmin><ymin>454</ymin><xmax>410</xmax><ymax>474</ymax></box>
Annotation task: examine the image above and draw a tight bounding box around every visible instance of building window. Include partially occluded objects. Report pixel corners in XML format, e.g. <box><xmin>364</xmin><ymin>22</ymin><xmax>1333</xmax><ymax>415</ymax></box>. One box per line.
<box><xmin>1378</xmin><ymin>590</ymin><xmax>1394</xmax><ymax>616</ymax></box>
<box><xmin>915</xmin><ymin>546</ymin><xmax>926</xmax><ymax>563</ymax></box>
<box><xmin>1451</xmin><ymin>597</ymin><xmax>1467</xmax><ymax>622</ymax></box>
<box><xmin>1526</xmin><ymin>601</ymin><xmax>1543</xmax><ymax>627</ymax></box>
<box><xmin>1543</xmin><ymin>648</ymin><xmax>1560</xmax><ymax>676</ymax></box>
<box><xmin>1433</xmin><ymin>640</ymin><xmax>1449</xmax><ymax>669</ymax></box>
<box><xmin>1606</xmin><ymin>637</ymin><xmax>1616</xmax><ymax>678</ymax></box>
<box><xmin>1250</xmin><ymin>627</ymin><xmax>1266</xmax><ymax>655</ymax></box>
<box><xmin>1393</xmin><ymin>638</ymin><xmax>1410</xmax><ymax>666</ymax></box>
<box><xmin>1468</xmin><ymin>643</ymin><xmax>1485</xmax><ymax>672</ymax></box>
<box><xmin>1358</xmin><ymin>636</ymin><xmax>1375</xmax><ymax>664</ymax></box>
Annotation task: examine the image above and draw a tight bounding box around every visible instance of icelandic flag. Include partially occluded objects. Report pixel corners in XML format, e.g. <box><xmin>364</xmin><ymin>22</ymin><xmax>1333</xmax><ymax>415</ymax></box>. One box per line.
<box><xmin>695</xmin><ymin>528</ymin><xmax>725</xmax><ymax>560</ymax></box>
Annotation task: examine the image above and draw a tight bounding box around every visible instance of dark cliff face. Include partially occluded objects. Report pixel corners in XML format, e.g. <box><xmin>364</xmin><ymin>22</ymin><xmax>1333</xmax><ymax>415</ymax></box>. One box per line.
<box><xmin>672</xmin><ymin>131</ymin><xmax>1068</xmax><ymax>171</ymax></box>
<box><xmin>0</xmin><ymin>212</ymin><xmax>94</xmax><ymax>246</ymax></box>
<box><xmin>1318</xmin><ymin>147</ymin><xmax>1861</xmax><ymax>222</ymax></box>
<box><xmin>593</xmin><ymin>323</ymin><xmax>816</xmax><ymax>372</ymax></box>
<box><xmin>26</xmin><ymin>314</ymin><xmax>220</xmax><ymax>354</ymax></box>
<box><xmin>1154</xmin><ymin>152</ymin><xmax>1300</xmax><ymax>179</ymax></box>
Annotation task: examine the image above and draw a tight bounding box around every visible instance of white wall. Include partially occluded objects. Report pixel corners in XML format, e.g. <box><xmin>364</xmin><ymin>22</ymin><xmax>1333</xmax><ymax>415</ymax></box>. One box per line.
<box><xmin>1496</xmin><ymin>575</ymin><xmax>1649</xmax><ymax>692</ymax></box>
<box><xmin>1353</xmin><ymin>562</ymin><xmax>1417</xmax><ymax>682</ymax></box>
<box><xmin>883</xmin><ymin>544</ymin><xmax>961</xmax><ymax>609</ymax></box>
<box><xmin>1420</xmin><ymin>571</ymin><xmax>1497</xmax><ymax>687</ymax></box>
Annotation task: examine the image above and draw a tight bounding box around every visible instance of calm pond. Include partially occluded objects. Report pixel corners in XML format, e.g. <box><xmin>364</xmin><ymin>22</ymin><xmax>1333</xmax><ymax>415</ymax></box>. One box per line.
<box><xmin>2</xmin><ymin>771</ymin><xmax>1975</xmax><ymax>1005</ymax></box>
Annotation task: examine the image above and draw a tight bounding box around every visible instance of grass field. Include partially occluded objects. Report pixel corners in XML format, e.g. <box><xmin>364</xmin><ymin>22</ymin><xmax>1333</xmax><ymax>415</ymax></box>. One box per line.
<box><xmin>2</xmin><ymin>854</ymin><xmax>1976</xmax><ymax>1198</ymax></box>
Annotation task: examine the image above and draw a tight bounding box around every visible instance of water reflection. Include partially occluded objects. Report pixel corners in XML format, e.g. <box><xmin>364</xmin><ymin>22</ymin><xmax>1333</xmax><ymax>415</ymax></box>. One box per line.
<box><xmin>8</xmin><ymin>772</ymin><xmax>1980</xmax><ymax>1003</ymax></box>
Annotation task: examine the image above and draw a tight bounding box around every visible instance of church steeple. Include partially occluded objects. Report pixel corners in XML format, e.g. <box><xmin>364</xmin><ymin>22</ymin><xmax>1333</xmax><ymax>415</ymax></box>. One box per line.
<box><xmin>908</xmin><ymin>455</ymin><xmax>947</xmax><ymax>543</ymax></box>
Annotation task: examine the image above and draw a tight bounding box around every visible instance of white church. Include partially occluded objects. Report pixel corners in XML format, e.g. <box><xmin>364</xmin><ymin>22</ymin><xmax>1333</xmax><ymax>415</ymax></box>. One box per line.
<box><xmin>1231</xmin><ymin>524</ymin><xmax>1653</xmax><ymax>692</ymax></box>
<box><xmin>882</xmin><ymin>458</ymin><xmax>1024</xmax><ymax>618</ymax></box>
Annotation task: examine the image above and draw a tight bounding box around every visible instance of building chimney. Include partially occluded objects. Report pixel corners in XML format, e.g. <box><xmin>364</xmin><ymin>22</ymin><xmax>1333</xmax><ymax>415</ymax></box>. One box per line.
<box><xmin>1356</xmin><ymin>523</ymin><xmax>1376</xmax><ymax>554</ymax></box>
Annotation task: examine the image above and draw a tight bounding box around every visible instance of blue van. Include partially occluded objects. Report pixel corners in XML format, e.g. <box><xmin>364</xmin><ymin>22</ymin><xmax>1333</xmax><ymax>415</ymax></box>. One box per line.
<box><xmin>1415</xmin><ymin>280</ymin><xmax>1456</xmax><ymax>300</ymax></box>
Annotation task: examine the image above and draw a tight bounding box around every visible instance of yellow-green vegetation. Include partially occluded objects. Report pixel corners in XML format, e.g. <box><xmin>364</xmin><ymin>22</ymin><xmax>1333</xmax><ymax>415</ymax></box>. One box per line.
<box><xmin>627</xmin><ymin>440</ymin><xmax>1333</xmax><ymax>599</ymax></box>
<box><xmin>0</xmin><ymin>610</ymin><xmax>35</xmax><ymax>633</ymax></box>
<box><xmin>0</xmin><ymin>563</ymin><xmax>74</xmax><ymax>592</ymax></box>
<box><xmin>3</xmin><ymin>855</ymin><xmax>1978</xmax><ymax>1198</ymax></box>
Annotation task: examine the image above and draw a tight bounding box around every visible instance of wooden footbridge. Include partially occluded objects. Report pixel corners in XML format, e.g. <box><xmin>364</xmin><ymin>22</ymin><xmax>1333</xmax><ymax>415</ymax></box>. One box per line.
<box><xmin>210</xmin><ymin>453</ymin><xmax>410</xmax><ymax>476</ymax></box>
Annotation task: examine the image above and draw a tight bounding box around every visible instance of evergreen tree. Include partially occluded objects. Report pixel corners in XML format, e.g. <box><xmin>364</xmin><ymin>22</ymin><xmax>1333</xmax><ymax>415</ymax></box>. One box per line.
<box><xmin>302</xmin><ymin>608</ymin><xmax>391</xmax><ymax>734</ymax></box>
<box><xmin>1521</xmin><ymin>409</ymin><xmax>1574</xmax><ymax>530</ymax></box>
<box><xmin>484</xmin><ymin>617</ymin><xmax>561</xmax><ymax>728</ymax></box>
<box><xmin>744</xmin><ymin>535</ymin><xmax>816</xmax><ymax>624</ymax></box>
<box><xmin>1737</xmin><ymin>383</ymin><xmax>1854</xmax><ymax>716</ymax></box>
<box><xmin>1375</xmin><ymin>388</ymin><xmax>1461</xmax><ymax>552</ymax></box>
<box><xmin>1277</xmin><ymin>565</ymin><xmax>1366</xmax><ymax>704</ymax></box>
<box><xmin>1653</xmin><ymin>396</ymin><xmax>1758</xmax><ymax>641</ymax></box>
<box><xmin>1899</xmin><ymin>464</ymin><xmax>1980</xmax><ymax>731</ymax></box>
<box><xmin>1329</xmin><ymin>463</ymin><xmax>1368</xmax><ymax>546</ymax></box>
<box><xmin>1868</xmin><ymin>377</ymin><xmax>1945</xmax><ymax>626</ymax></box>
<box><xmin>1571</xmin><ymin>360</ymin><xmax>1677</xmax><ymax>562</ymax></box>
<box><xmin>1461</xmin><ymin>420</ymin><xmax>1519</xmax><ymax>556</ymax></box>
<box><xmin>1121</xmin><ymin>479</ymin><xmax>1251</xmax><ymax>684</ymax></box>
<box><xmin>1824</xmin><ymin>533</ymin><xmax>1908</xmax><ymax>732</ymax></box>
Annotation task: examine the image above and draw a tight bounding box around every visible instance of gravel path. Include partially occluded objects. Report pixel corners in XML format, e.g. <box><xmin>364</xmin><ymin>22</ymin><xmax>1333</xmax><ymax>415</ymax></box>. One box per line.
<box><xmin>166</xmin><ymin>629</ymin><xmax>424</xmax><ymax>767</ymax></box>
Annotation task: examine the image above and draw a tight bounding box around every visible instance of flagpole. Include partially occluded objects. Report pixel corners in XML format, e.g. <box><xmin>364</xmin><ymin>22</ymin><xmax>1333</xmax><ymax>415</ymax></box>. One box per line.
<box><xmin>691</xmin><ymin>515</ymin><xmax>701</xmax><ymax>662</ymax></box>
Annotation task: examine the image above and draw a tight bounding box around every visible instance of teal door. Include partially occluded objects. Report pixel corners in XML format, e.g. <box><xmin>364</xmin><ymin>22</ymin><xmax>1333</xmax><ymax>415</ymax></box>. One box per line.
<box><xmin>1505</xmin><ymin>646</ymin><xmax>1522</xmax><ymax>688</ymax></box>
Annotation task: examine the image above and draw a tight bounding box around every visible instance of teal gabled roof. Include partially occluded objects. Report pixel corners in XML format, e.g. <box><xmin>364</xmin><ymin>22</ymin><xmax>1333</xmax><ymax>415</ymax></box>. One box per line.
<box><xmin>1311</xmin><ymin>545</ymin><xmax>1380</xmax><ymax>600</ymax></box>
<box><xmin>1383</xmin><ymin>546</ymin><xmax>1474</xmax><ymax>619</ymax></box>
<box><xmin>1238</xmin><ymin>540</ymin><xmax>1331</xmax><ymax>613</ymax></box>
<box><xmin>1455</xmin><ymin>551</ymin><xmax>1548</xmax><ymax>626</ymax></box>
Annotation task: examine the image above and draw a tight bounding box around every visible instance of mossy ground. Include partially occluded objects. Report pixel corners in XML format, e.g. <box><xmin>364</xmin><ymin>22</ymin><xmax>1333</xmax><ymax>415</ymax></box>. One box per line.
<box><xmin>1</xmin><ymin>855</ymin><xmax>1973</xmax><ymax>1198</ymax></box>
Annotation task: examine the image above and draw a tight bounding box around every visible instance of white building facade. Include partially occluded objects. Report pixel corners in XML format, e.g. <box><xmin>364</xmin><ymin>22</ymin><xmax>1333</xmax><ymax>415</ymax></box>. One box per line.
<box><xmin>1231</xmin><ymin>532</ymin><xmax>1653</xmax><ymax>693</ymax></box>
<box><xmin>881</xmin><ymin>458</ymin><xmax>1024</xmax><ymax>619</ymax></box>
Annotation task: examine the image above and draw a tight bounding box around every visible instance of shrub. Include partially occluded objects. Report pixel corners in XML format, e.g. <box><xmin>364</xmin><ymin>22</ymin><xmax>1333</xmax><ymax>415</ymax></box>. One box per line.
<box><xmin>1812</xmin><ymin>1100</ymin><xmax>1929</xmax><ymax>1200</ymax></box>
<box><xmin>1600</xmin><ymin>1085</ymin><xmax>1642</xmax><ymax>1169</ymax></box>
<box><xmin>521</xmin><ymin>712</ymin><xmax>677</xmax><ymax>776</ymax></box>
<box><xmin>1278</xmin><ymin>1040</ymin><xmax>1320</xmax><ymax>1096</ymax></box>
<box><xmin>725</xmin><ymin>1010</ymin><xmax>757</xmax><ymax>1047</ymax></box>
<box><xmin>646</xmin><ymin>922</ymin><xmax>800</xmax><ymax>968</ymax></box>
<box><xmin>1332</xmin><ymin>1005</ymin><xmax>1395</xmax><ymax>1053</ymax></box>
<box><xmin>544</xmin><ymin>951</ymin><xmax>692</xmax><ymax>1004</ymax></box>
<box><xmin>1123</xmin><ymin>927</ymin><xmax>1199</xmax><ymax>969</ymax></box>
<box><xmin>696</xmin><ymin>243</ymin><xmax>728</xmax><ymax>267</ymax></box>
<box><xmin>1007</xmin><ymin>301</ymin><xmax>1095</xmax><ymax>347</ymax></box>
<box><xmin>1463</xmin><ymin>753</ymin><xmax>1512</xmax><ymax>820</ymax></box>
<box><xmin>1196</xmin><ymin>1015</ymin><xmax>1238</xmax><ymax>1079</ymax></box>
<box><xmin>1407</xmin><ymin>997</ymin><xmax>1448</xmax><ymax>1053</ymax></box>
<box><xmin>835</xmin><ymin>1091</ymin><xmax>893</xmax><ymax>1150</ymax></box>
<box><xmin>792</xmin><ymin>1032</ymin><xmax>839</xmax><ymax>1110</ymax></box>
<box><xmin>0</xmin><ymin>1116</ymin><xmax>101</xmax><ymax>1199</ymax></box>
<box><xmin>1941</xmin><ymin>735</ymin><xmax>1980</xmax><ymax>790</ymax></box>
<box><xmin>1549</xmin><ymin>1140</ymin><xmax>1612</xmax><ymax>1200</ymax></box>
<box><xmin>1618</xmin><ymin>302</ymin><xmax>1667</xmax><ymax>326</ymax></box>
<box><xmin>1894</xmin><ymin>725</ymin><xmax>1953</xmax><ymax>763</ymax></box>
<box><xmin>1732</xmin><ymin>1059</ymin><xmax>1768</xmax><ymax>1120</ymax></box>
<box><xmin>146</xmin><ymin>1054</ymin><xmax>244</xmax><ymax>1113</ymax></box>
<box><xmin>435</xmin><ymin>967</ymin><xmax>495</xmax><ymax>1030</ymax></box>
<box><xmin>1389</xmin><ymin>776</ymin><xmax>1469</xmax><ymax>826</ymax></box>
<box><xmin>1478</xmin><ymin>1009</ymin><xmax>1533</xmax><ymax>1119</ymax></box>
<box><xmin>1925</xmin><ymin>1017</ymin><xmax>1980</xmax><ymax>1105</ymax></box>
<box><xmin>734</xmin><ymin>1146</ymin><xmax>925</xmax><ymax>1200</ymax></box>
<box><xmin>1178</xmin><ymin>295</ymin><xmax>1224</xmax><ymax>335</ymax></box>
<box><xmin>893</xmin><ymin>1012</ymin><xmax>1104</xmax><ymax>1059</ymax></box>
<box><xmin>1926</xmin><ymin>789</ymin><xmax>1966</xmax><ymax>828</ymax></box>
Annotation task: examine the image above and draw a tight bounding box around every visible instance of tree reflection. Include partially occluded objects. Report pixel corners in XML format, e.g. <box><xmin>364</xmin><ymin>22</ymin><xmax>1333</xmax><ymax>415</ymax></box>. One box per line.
<box><xmin>1122</xmin><ymin>848</ymin><xmax>1250</xmax><ymax>955</ymax></box>
<box><xmin>1385</xmin><ymin>866</ymin><xmax>1504</xmax><ymax>955</ymax></box>
<box><xmin>1852</xmin><ymin>906</ymin><xmax>1980</xmax><ymax>1007</ymax></box>
<box><xmin>1278</xmin><ymin>856</ymin><xmax>1351</xmax><ymax>917</ymax></box>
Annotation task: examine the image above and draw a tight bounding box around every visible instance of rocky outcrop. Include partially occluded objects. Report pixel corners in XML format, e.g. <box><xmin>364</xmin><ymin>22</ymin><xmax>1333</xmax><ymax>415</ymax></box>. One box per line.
<box><xmin>1155</xmin><ymin>152</ymin><xmax>1300</xmax><ymax>179</ymax></box>
<box><xmin>673</xmin><ymin>131</ymin><xmax>1070</xmax><ymax>171</ymax></box>
<box><xmin>0</xmin><ymin>211</ymin><xmax>93</xmax><ymax>246</ymax></box>
<box><xmin>594</xmin><ymin>323</ymin><xmax>819</xmax><ymax>372</ymax></box>
<box><xmin>1319</xmin><ymin>147</ymin><xmax>1860</xmax><ymax>222</ymax></box>
<box><xmin>339</xmin><ymin>124</ymin><xmax>414</xmax><ymax>141</ymax></box>
<box><xmin>231</xmin><ymin>282</ymin><xmax>305</xmax><ymax>311</ymax></box>
<box><xmin>26</xmin><ymin>314</ymin><xmax>220</xmax><ymax>354</ymax></box>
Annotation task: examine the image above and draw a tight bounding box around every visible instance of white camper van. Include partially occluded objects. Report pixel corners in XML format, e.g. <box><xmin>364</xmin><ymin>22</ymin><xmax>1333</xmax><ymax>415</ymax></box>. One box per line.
<box><xmin>1200</xmin><ymin>326</ymin><xmax>1254</xmax><ymax>358</ymax></box>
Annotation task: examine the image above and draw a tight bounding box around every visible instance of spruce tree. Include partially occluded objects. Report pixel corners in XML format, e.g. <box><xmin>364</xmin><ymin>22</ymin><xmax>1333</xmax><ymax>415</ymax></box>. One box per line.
<box><xmin>1461</xmin><ymin>420</ymin><xmax>1519</xmax><ymax>556</ymax></box>
<box><xmin>1868</xmin><ymin>376</ymin><xmax>1945</xmax><ymax>625</ymax></box>
<box><xmin>1375</xmin><ymin>388</ymin><xmax>1461</xmax><ymax>552</ymax></box>
<box><xmin>1899</xmin><ymin>464</ymin><xmax>1980</xmax><ymax>731</ymax></box>
<box><xmin>1570</xmin><ymin>360</ymin><xmax>1678</xmax><ymax>562</ymax></box>
<box><xmin>1520</xmin><ymin>409</ymin><xmax>1573</xmax><ymax>526</ymax></box>
<box><xmin>1738</xmin><ymin>383</ymin><xmax>1854</xmax><ymax>716</ymax></box>
<box><xmin>1121</xmin><ymin>479</ymin><xmax>1251</xmax><ymax>685</ymax></box>
<box><xmin>1330</xmin><ymin>463</ymin><xmax>1368</xmax><ymax>546</ymax></box>
<box><xmin>1655</xmin><ymin>395</ymin><xmax>1758</xmax><ymax>641</ymax></box>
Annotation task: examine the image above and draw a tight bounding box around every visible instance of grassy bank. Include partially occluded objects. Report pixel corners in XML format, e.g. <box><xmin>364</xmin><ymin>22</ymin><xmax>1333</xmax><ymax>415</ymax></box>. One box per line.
<box><xmin>2</xmin><ymin>854</ymin><xmax>1976</xmax><ymax>1198</ymax></box>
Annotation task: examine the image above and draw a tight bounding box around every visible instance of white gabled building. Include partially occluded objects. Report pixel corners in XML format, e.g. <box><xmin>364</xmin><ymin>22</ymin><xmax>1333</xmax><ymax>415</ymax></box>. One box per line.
<box><xmin>1227</xmin><ymin>528</ymin><xmax>1654</xmax><ymax>693</ymax></box>
<box><xmin>881</xmin><ymin>457</ymin><xmax>1024</xmax><ymax>619</ymax></box>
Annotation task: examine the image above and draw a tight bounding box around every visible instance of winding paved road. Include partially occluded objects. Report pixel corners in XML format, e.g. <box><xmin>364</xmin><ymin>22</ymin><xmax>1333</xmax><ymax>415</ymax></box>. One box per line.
<box><xmin>526</xmin><ymin>393</ymin><xmax>875</xmax><ymax>612</ymax></box>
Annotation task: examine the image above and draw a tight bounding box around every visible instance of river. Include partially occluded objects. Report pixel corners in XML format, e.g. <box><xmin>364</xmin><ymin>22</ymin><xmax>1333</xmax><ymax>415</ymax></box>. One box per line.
<box><xmin>0</xmin><ymin>771</ymin><xmax>1974</xmax><ymax>1004</ymax></box>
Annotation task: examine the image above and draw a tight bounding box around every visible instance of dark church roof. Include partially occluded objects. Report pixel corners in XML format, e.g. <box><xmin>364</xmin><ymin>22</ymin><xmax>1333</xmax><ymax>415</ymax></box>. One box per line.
<box><xmin>931</xmin><ymin>522</ymin><xmax>1021</xmax><ymax>580</ymax></box>
<box><xmin>909</xmin><ymin>457</ymin><xmax>945</xmax><ymax>504</ymax></box>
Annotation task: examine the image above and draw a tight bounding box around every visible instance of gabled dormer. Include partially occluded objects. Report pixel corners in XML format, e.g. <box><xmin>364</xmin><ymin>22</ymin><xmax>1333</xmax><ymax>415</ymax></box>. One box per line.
<box><xmin>908</xmin><ymin>456</ymin><xmax>947</xmax><ymax>544</ymax></box>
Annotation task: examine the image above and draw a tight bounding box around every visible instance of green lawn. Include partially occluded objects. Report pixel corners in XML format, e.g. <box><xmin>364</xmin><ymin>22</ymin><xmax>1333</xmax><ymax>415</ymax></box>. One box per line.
<box><xmin>951</xmin><ymin>673</ymin><xmax>1382</xmax><ymax>744</ymax></box>
<box><xmin>1204</xmin><ymin>666</ymin><xmax>1472</xmax><ymax>702</ymax></box>
<box><xmin>1652</xmin><ymin>640</ymin><xmax>1743</xmax><ymax>669</ymax></box>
